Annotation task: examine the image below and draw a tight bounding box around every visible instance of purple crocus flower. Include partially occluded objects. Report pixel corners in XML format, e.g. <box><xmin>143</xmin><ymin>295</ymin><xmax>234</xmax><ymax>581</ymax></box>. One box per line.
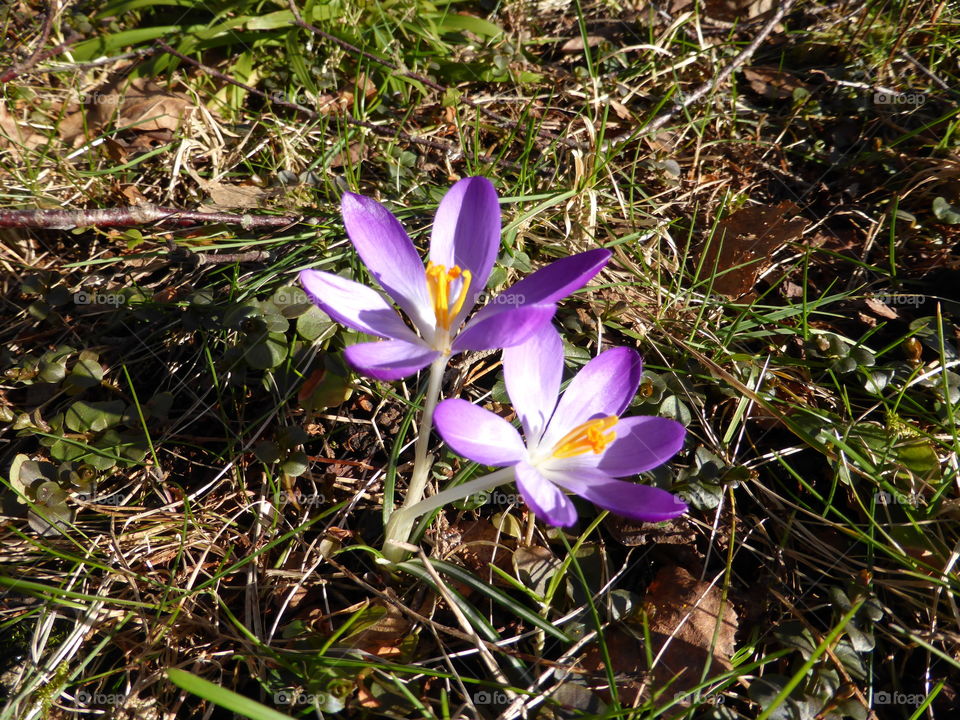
<box><xmin>433</xmin><ymin>325</ymin><xmax>688</xmax><ymax>526</ymax></box>
<box><xmin>299</xmin><ymin>177</ymin><xmax>610</xmax><ymax>380</ymax></box>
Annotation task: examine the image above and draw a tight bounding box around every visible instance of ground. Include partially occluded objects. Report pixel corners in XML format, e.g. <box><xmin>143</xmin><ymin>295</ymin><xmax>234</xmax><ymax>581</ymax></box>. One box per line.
<box><xmin>1</xmin><ymin>0</ymin><xmax>959</xmax><ymax>718</ymax></box>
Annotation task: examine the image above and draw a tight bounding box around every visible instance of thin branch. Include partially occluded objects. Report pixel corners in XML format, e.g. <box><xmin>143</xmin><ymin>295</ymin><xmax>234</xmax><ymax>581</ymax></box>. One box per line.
<box><xmin>38</xmin><ymin>48</ymin><xmax>157</xmax><ymax>74</ymax></box>
<box><xmin>603</xmin><ymin>0</ymin><xmax>800</xmax><ymax>150</ymax></box>
<box><xmin>286</xmin><ymin>0</ymin><xmax>583</xmax><ymax>151</ymax></box>
<box><xmin>180</xmin><ymin>249</ymin><xmax>273</xmax><ymax>265</ymax></box>
<box><xmin>286</xmin><ymin>1</ymin><xmax>444</xmax><ymax>93</ymax></box>
<box><xmin>155</xmin><ymin>40</ymin><xmax>459</xmax><ymax>155</ymax></box>
<box><xmin>0</xmin><ymin>205</ymin><xmax>323</xmax><ymax>230</ymax></box>
<box><xmin>0</xmin><ymin>5</ymin><xmax>75</xmax><ymax>83</ymax></box>
<box><xmin>155</xmin><ymin>40</ymin><xmax>542</xmax><ymax>172</ymax></box>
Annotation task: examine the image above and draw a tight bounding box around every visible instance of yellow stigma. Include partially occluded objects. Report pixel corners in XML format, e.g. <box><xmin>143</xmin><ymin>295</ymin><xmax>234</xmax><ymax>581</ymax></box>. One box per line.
<box><xmin>551</xmin><ymin>416</ymin><xmax>618</xmax><ymax>459</ymax></box>
<box><xmin>426</xmin><ymin>261</ymin><xmax>472</xmax><ymax>330</ymax></box>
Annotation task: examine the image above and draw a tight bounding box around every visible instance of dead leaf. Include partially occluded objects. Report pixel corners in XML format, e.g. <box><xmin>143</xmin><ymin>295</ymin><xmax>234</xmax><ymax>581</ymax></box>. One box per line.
<box><xmin>0</xmin><ymin>101</ymin><xmax>47</xmax><ymax>158</ymax></box>
<box><xmin>120</xmin><ymin>184</ymin><xmax>148</xmax><ymax>204</ymax></box>
<box><xmin>449</xmin><ymin>518</ymin><xmax>515</xmax><ymax>579</ymax></box>
<box><xmin>782</xmin><ymin>281</ymin><xmax>804</xmax><ymax>299</ymax></box>
<box><xmin>580</xmin><ymin>629</ymin><xmax>647</xmax><ymax>705</ymax></box>
<box><xmin>863</xmin><ymin>297</ymin><xmax>899</xmax><ymax>320</ymax></box>
<box><xmin>87</xmin><ymin>77</ymin><xmax>196</xmax><ymax>133</ymax></box>
<box><xmin>513</xmin><ymin>545</ymin><xmax>563</xmax><ymax>597</ymax></box>
<box><xmin>59</xmin><ymin>109</ymin><xmax>88</xmax><ymax>146</ymax></box>
<box><xmin>342</xmin><ymin>602</ymin><xmax>413</xmax><ymax>659</ymax></box>
<box><xmin>704</xmin><ymin>0</ymin><xmax>778</xmax><ymax>21</ymax></box>
<box><xmin>354</xmin><ymin>73</ymin><xmax>377</xmax><ymax>99</ymax></box>
<box><xmin>699</xmin><ymin>200</ymin><xmax>809</xmax><ymax>297</ymax></box>
<box><xmin>561</xmin><ymin>35</ymin><xmax>606</xmax><ymax>52</ymax></box>
<box><xmin>182</xmin><ymin>163</ymin><xmax>269</xmax><ymax>209</ymax></box>
<box><xmin>609</xmin><ymin>99</ymin><xmax>633</xmax><ymax>121</ymax></box>
<box><xmin>643</xmin><ymin>565</ymin><xmax>739</xmax><ymax>695</ymax></box>
<box><xmin>200</xmin><ymin>180</ymin><xmax>266</xmax><ymax>209</ymax></box>
<box><xmin>742</xmin><ymin>67</ymin><xmax>809</xmax><ymax>100</ymax></box>
<box><xmin>116</xmin><ymin>79</ymin><xmax>194</xmax><ymax>131</ymax></box>
<box><xmin>329</xmin><ymin>142</ymin><xmax>366</xmax><ymax>168</ymax></box>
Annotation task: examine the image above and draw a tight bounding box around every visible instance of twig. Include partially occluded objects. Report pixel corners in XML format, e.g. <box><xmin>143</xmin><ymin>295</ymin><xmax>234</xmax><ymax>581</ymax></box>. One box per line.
<box><xmin>602</xmin><ymin>0</ymin><xmax>799</xmax><ymax>150</ymax></box>
<box><xmin>285</xmin><ymin>0</ymin><xmax>583</xmax><ymax>151</ymax></box>
<box><xmin>156</xmin><ymin>40</ymin><xmax>460</xmax><ymax>156</ymax></box>
<box><xmin>188</xmin><ymin>250</ymin><xmax>273</xmax><ymax>265</ymax></box>
<box><xmin>286</xmin><ymin>1</ymin><xmax>444</xmax><ymax>93</ymax></box>
<box><xmin>38</xmin><ymin>48</ymin><xmax>157</xmax><ymax>74</ymax></box>
<box><xmin>156</xmin><ymin>40</ymin><xmax>545</xmax><ymax>173</ymax></box>
<box><xmin>0</xmin><ymin>5</ymin><xmax>76</xmax><ymax>83</ymax></box>
<box><xmin>0</xmin><ymin>205</ymin><xmax>322</xmax><ymax>230</ymax></box>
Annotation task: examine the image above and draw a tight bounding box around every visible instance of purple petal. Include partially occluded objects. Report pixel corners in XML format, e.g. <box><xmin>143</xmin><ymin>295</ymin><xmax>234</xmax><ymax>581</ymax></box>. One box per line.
<box><xmin>428</xmin><ymin>177</ymin><xmax>500</xmax><ymax>321</ymax></box>
<box><xmin>515</xmin><ymin>461</ymin><xmax>578</xmax><ymax>527</ymax></box>
<box><xmin>548</xmin><ymin>468</ymin><xmax>687</xmax><ymax>523</ymax></box>
<box><xmin>341</xmin><ymin>192</ymin><xmax>434</xmax><ymax>332</ymax></box>
<box><xmin>470</xmin><ymin>249</ymin><xmax>611</xmax><ymax>330</ymax></box>
<box><xmin>300</xmin><ymin>270</ymin><xmax>422</xmax><ymax>342</ymax></box>
<box><xmin>433</xmin><ymin>399</ymin><xmax>526</xmax><ymax>466</ymax></box>
<box><xmin>541</xmin><ymin>348</ymin><xmax>642</xmax><ymax>449</ymax></box>
<box><xmin>451</xmin><ymin>304</ymin><xmax>555</xmax><ymax>353</ymax></box>
<box><xmin>503</xmin><ymin>323</ymin><xmax>562</xmax><ymax>442</ymax></box>
<box><xmin>344</xmin><ymin>339</ymin><xmax>438</xmax><ymax>381</ymax></box>
<box><xmin>597</xmin><ymin>416</ymin><xmax>686</xmax><ymax>476</ymax></box>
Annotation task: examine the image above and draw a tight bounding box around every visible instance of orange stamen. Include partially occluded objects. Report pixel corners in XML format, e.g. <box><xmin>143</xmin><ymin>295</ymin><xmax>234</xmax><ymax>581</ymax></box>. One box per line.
<box><xmin>551</xmin><ymin>416</ymin><xmax>618</xmax><ymax>459</ymax></box>
<box><xmin>426</xmin><ymin>262</ymin><xmax>472</xmax><ymax>330</ymax></box>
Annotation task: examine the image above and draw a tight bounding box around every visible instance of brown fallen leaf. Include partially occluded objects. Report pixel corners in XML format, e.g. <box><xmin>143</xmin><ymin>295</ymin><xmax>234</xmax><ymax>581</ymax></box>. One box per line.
<box><xmin>742</xmin><ymin>66</ymin><xmax>809</xmax><ymax>100</ymax></box>
<box><xmin>513</xmin><ymin>545</ymin><xmax>563</xmax><ymax>597</ymax></box>
<box><xmin>782</xmin><ymin>280</ymin><xmax>804</xmax><ymax>299</ymax></box>
<box><xmin>700</xmin><ymin>200</ymin><xmax>809</xmax><ymax>297</ymax></box>
<box><xmin>0</xmin><ymin>101</ymin><xmax>47</xmax><ymax>158</ymax></box>
<box><xmin>329</xmin><ymin>142</ymin><xmax>366</xmax><ymax>168</ymax></box>
<box><xmin>863</xmin><ymin>297</ymin><xmax>899</xmax><ymax>320</ymax></box>
<box><xmin>448</xmin><ymin>518</ymin><xmax>516</xmax><ymax>579</ymax></box>
<box><xmin>561</xmin><ymin>35</ymin><xmax>606</xmax><ymax>52</ymax></box>
<box><xmin>580</xmin><ymin>628</ymin><xmax>647</xmax><ymax>705</ymax></box>
<box><xmin>342</xmin><ymin>601</ymin><xmax>414</xmax><ymax>659</ymax></box>
<box><xmin>59</xmin><ymin>108</ymin><xmax>88</xmax><ymax>147</ymax></box>
<box><xmin>120</xmin><ymin>184</ymin><xmax>148</xmax><ymax>204</ymax></box>
<box><xmin>87</xmin><ymin>77</ymin><xmax>197</xmax><ymax>133</ymax></box>
<box><xmin>608</xmin><ymin>98</ymin><xmax>633</xmax><ymax>121</ymax></box>
<box><xmin>643</xmin><ymin>565</ymin><xmax>739</xmax><ymax>695</ymax></box>
<box><xmin>199</xmin><ymin>180</ymin><xmax>267</xmax><ymax>209</ymax></box>
<box><xmin>703</xmin><ymin>0</ymin><xmax>778</xmax><ymax>21</ymax></box>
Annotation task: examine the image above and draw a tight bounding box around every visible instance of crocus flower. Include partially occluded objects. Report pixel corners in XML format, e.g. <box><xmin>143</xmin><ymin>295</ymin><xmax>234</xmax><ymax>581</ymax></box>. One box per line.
<box><xmin>299</xmin><ymin>177</ymin><xmax>610</xmax><ymax>380</ymax></box>
<box><xmin>433</xmin><ymin>325</ymin><xmax>688</xmax><ymax>526</ymax></box>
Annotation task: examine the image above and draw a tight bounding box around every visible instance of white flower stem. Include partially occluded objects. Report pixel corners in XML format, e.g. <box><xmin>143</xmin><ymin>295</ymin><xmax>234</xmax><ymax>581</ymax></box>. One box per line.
<box><xmin>383</xmin><ymin>466</ymin><xmax>516</xmax><ymax>563</ymax></box>
<box><xmin>382</xmin><ymin>355</ymin><xmax>448</xmax><ymax>562</ymax></box>
<box><xmin>409</xmin><ymin>356</ymin><xmax>447</xmax><ymax>503</ymax></box>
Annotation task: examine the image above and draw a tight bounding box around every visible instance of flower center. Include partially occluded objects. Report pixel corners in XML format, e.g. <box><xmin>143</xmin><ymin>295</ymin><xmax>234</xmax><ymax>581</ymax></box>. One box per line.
<box><xmin>551</xmin><ymin>416</ymin><xmax>618</xmax><ymax>459</ymax></box>
<box><xmin>426</xmin><ymin>262</ymin><xmax>472</xmax><ymax>330</ymax></box>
